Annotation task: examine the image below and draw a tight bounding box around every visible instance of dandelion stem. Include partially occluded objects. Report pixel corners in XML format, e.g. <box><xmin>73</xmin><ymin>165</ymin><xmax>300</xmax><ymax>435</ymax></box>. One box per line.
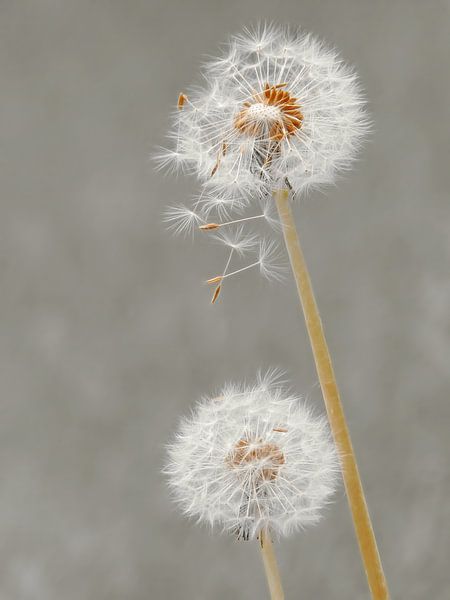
<box><xmin>274</xmin><ymin>188</ymin><xmax>389</xmax><ymax>600</ymax></box>
<box><xmin>259</xmin><ymin>528</ymin><xmax>284</xmax><ymax>600</ymax></box>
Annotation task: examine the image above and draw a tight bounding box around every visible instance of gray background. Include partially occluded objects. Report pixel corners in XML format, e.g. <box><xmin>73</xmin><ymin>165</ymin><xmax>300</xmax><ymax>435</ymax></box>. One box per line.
<box><xmin>1</xmin><ymin>1</ymin><xmax>449</xmax><ymax>598</ymax></box>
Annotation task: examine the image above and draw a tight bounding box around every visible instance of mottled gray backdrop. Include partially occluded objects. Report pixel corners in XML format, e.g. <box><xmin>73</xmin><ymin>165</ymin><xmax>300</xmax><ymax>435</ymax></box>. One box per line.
<box><xmin>1</xmin><ymin>1</ymin><xmax>449</xmax><ymax>598</ymax></box>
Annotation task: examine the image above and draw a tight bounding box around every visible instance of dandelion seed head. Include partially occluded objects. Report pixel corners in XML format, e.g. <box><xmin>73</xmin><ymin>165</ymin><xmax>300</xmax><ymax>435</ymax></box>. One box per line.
<box><xmin>161</xmin><ymin>25</ymin><xmax>368</xmax><ymax>200</ymax></box>
<box><xmin>165</xmin><ymin>373</ymin><xmax>339</xmax><ymax>539</ymax></box>
<box><xmin>157</xmin><ymin>25</ymin><xmax>368</xmax><ymax>299</ymax></box>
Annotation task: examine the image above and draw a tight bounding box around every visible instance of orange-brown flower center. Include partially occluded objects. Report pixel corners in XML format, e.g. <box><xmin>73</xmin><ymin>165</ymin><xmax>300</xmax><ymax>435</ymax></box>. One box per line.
<box><xmin>227</xmin><ymin>437</ymin><xmax>285</xmax><ymax>481</ymax></box>
<box><xmin>234</xmin><ymin>83</ymin><xmax>303</xmax><ymax>142</ymax></box>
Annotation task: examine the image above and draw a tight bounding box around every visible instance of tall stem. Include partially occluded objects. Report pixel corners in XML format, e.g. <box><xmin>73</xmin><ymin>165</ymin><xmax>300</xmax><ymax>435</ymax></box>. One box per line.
<box><xmin>259</xmin><ymin>528</ymin><xmax>285</xmax><ymax>600</ymax></box>
<box><xmin>274</xmin><ymin>188</ymin><xmax>389</xmax><ymax>600</ymax></box>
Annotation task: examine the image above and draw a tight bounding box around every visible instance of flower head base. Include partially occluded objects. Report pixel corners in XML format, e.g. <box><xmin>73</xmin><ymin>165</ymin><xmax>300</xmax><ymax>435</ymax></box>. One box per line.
<box><xmin>166</xmin><ymin>373</ymin><xmax>339</xmax><ymax>539</ymax></box>
<box><xmin>234</xmin><ymin>83</ymin><xmax>304</xmax><ymax>143</ymax></box>
<box><xmin>227</xmin><ymin>436</ymin><xmax>285</xmax><ymax>482</ymax></box>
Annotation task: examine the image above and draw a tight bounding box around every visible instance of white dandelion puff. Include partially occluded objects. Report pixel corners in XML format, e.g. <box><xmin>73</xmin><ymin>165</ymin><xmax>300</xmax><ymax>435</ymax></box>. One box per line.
<box><xmin>165</xmin><ymin>373</ymin><xmax>339</xmax><ymax>539</ymax></box>
<box><xmin>156</xmin><ymin>25</ymin><xmax>367</xmax><ymax>302</ymax></box>
<box><xmin>161</xmin><ymin>25</ymin><xmax>368</xmax><ymax>200</ymax></box>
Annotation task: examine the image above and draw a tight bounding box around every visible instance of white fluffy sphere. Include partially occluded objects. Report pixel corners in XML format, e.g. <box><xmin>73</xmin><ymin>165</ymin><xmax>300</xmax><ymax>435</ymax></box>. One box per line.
<box><xmin>159</xmin><ymin>24</ymin><xmax>368</xmax><ymax>201</ymax></box>
<box><xmin>166</xmin><ymin>373</ymin><xmax>339</xmax><ymax>539</ymax></box>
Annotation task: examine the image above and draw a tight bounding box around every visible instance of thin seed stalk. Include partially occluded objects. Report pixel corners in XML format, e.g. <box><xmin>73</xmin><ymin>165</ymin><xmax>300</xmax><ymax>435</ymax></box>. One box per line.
<box><xmin>259</xmin><ymin>528</ymin><xmax>285</xmax><ymax>600</ymax></box>
<box><xmin>274</xmin><ymin>188</ymin><xmax>389</xmax><ymax>600</ymax></box>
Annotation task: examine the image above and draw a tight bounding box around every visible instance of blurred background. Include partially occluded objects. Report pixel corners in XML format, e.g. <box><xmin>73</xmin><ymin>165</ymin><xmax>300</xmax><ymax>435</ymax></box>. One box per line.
<box><xmin>1</xmin><ymin>1</ymin><xmax>449</xmax><ymax>598</ymax></box>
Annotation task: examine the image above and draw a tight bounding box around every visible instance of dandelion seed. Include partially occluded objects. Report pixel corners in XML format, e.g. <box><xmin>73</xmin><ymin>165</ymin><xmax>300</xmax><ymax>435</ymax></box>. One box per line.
<box><xmin>199</xmin><ymin>222</ymin><xmax>221</xmax><ymax>230</ymax></box>
<box><xmin>206</xmin><ymin>238</ymin><xmax>283</xmax><ymax>288</ymax></box>
<box><xmin>200</xmin><ymin>212</ymin><xmax>270</xmax><ymax>231</ymax></box>
<box><xmin>207</xmin><ymin>275</ymin><xmax>223</xmax><ymax>285</ymax></box>
<box><xmin>178</xmin><ymin>93</ymin><xmax>188</xmax><ymax>110</ymax></box>
<box><xmin>208</xmin><ymin>260</ymin><xmax>258</xmax><ymax>283</ymax></box>
<box><xmin>211</xmin><ymin>285</ymin><xmax>222</xmax><ymax>304</ymax></box>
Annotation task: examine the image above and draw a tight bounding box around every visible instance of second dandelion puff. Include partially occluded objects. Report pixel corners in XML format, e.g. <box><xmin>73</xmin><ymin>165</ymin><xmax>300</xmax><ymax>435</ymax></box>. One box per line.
<box><xmin>166</xmin><ymin>372</ymin><xmax>338</xmax><ymax>599</ymax></box>
<box><xmin>166</xmin><ymin>373</ymin><xmax>338</xmax><ymax>540</ymax></box>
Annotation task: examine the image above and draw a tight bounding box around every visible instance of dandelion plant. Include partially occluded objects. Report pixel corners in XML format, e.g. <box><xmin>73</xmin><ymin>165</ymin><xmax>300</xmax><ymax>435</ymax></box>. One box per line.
<box><xmin>158</xmin><ymin>24</ymin><xmax>389</xmax><ymax>599</ymax></box>
<box><xmin>166</xmin><ymin>373</ymin><xmax>338</xmax><ymax>599</ymax></box>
